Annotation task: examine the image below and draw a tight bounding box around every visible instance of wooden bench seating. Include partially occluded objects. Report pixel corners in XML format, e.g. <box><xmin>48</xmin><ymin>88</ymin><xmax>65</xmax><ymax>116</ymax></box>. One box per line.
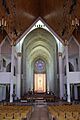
<box><xmin>48</xmin><ymin>104</ymin><xmax>80</xmax><ymax>120</ymax></box>
<box><xmin>0</xmin><ymin>104</ymin><xmax>32</xmax><ymax>120</ymax></box>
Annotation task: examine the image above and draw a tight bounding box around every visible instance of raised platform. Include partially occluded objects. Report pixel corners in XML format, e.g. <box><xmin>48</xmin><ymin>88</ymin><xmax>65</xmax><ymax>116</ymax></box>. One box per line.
<box><xmin>34</xmin><ymin>99</ymin><xmax>47</xmax><ymax>106</ymax></box>
<box><xmin>21</xmin><ymin>93</ymin><xmax>59</xmax><ymax>102</ymax></box>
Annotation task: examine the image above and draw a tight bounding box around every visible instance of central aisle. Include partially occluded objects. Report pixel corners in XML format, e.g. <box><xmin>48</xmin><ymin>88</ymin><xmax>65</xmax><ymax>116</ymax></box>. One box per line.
<box><xmin>30</xmin><ymin>101</ymin><xmax>49</xmax><ymax>120</ymax></box>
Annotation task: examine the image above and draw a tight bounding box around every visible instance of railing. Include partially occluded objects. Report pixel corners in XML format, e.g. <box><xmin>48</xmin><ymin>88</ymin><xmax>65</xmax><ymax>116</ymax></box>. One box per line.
<box><xmin>0</xmin><ymin>72</ymin><xmax>17</xmax><ymax>84</ymax></box>
<box><xmin>68</xmin><ymin>72</ymin><xmax>80</xmax><ymax>84</ymax></box>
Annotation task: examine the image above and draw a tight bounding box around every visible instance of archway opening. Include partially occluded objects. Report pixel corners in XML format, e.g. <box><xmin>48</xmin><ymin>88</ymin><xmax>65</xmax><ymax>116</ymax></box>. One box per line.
<box><xmin>21</xmin><ymin>28</ymin><xmax>58</xmax><ymax>96</ymax></box>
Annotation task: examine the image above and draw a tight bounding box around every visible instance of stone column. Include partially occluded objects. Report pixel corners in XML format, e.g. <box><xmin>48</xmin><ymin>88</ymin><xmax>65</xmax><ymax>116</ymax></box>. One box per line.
<box><xmin>2</xmin><ymin>85</ymin><xmax>6</xmax><ymax>100</ymax></box>
<box><xmin>0</xmin><ymin>86</ymin><xmax>2</xmax><ymax>101</ymax></box>
<box><xmin>10</xmin><ymin>44</ymin><xmax>15</xmax><ymax>102</ymax></box>
<box><xmin>0</xmin><ymin>45</ymin><xmax>2</xmax><ymax>71</ymax></box>
<box><xmin>67</xmin><ymin>83</ymin><xmax>70</xmax><ymax>102</ymax></box>
<box><xmin>58</xmin><ymin>52</ymin><xmax>64</xmax><ymax>99</ymax></box>
<box><xmin>74</xmin><ymin>85</ymin><xmax>78</xmax><ymax>100</ymax></box>
<box><xmin>65</xmin><ymin>40</ymin><xmax>70</xmax><ymax>102</ymax></box>
<box><xmin>16</xmin><ymin>52</ymin><xmax>21</xmax><ymax>99</ymax></box>
<box><xmin>79</xmin><ymin>46</ymin><xmax>80</xmax><ymax>71</ymax></box>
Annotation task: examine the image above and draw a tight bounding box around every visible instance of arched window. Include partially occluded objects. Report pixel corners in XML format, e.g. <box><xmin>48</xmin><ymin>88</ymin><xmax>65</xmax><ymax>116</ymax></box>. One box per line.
<box><xmin>69</xmin><ymin>62</ymin><xmax>74</xmax><ymax>72</ymax></box>
<box><xmin>64</xmin><ymin>62</ymin><xmax>74</xmax><ymax>75</ymax></box>
<box><xmin>6</xmin><ymin>63</ymin><xmax>11</xmax><ymax>72</ymax></box>
<box><xmin>34</xmin><ymin>59</ymin><xmax>46</xmax><ymax>73</ymax></box>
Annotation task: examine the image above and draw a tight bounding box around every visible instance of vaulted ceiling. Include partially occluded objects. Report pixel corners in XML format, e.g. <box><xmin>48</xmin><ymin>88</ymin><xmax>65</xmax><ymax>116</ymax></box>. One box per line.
<box><xmin>0</xmin><ymin>0</ymin><xmax>80</xmax><ymax>44</ymax></box>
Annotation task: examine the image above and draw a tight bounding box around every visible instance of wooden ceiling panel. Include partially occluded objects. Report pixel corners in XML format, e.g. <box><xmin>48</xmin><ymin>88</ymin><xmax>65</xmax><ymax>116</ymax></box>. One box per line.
<box><xmin>0</xmin><ymin>0</ymin><xmax>80</xmax><ymax>43</ymax></box>
<box><xmin>40</xmin><ymin>0</ymin><xmax>75</xmax><ymax>41</ymax></box>
<box><xmin>15</xmin><ymin>0</ymin><xmax>39</xmax><ymax>17</ymax></box>
<box><xmin>3</xmin><ymin>0</ymin><xmax>39</xmax><ymax>42</ymax></box>
<box><xmin>40</xmin><ymin>0</ymin><xmax>64</xmax><ymax>17</ymax></box>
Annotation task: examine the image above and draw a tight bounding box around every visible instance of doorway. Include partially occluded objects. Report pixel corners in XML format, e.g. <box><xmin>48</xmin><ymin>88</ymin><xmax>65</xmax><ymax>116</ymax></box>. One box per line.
<box><xmin>34</xmin><ymin>73</ymin><xmax>46</xmax><ymax>93</ymax></box>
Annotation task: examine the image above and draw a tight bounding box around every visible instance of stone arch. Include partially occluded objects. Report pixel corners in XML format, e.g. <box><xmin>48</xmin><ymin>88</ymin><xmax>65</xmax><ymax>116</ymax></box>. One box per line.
<box><xmin>21</xmin><ymin>28</ymin><xmax>58</xmax><ymax>96</ymax></box>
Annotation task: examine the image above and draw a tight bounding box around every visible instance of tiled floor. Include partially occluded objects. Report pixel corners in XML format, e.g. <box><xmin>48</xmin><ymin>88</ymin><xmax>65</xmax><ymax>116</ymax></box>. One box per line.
<box><xmin>30</xmin><ymin>105</ymin><xmax>49</xmax><ymax>120</ymax></box>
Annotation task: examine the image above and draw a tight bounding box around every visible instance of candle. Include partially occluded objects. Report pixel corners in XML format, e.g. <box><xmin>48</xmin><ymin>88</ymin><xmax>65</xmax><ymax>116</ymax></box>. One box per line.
<box><xmin>4</xmin><ymin>20</ymin><xmax>6</xmax><ymax>26</ymax></box>
<box><xmin>0</xmin><ymin>20</ymin><xmax>1</xmax><ymax>26</ymax></box>
<box><xmin>2</xmin><ymin>18</ymin><xmax>4</xmax><ymax>25</ymax></box>
<box><xmin>72</xmin><ymin>20</ymin><xmax>75</xmax><ymax>26</ymax></box>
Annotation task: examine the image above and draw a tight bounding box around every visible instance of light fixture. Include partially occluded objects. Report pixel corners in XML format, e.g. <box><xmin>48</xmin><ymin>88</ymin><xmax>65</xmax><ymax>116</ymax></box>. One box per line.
<box><xmin>0</xmin><ymin>17</ymin><xmax>7</xmax><ymax>32</ymax></box>
<box><xmin>72</xmin><ymin>17</ymin><xmax>79</xmax><ymax>29</ymax></box>
<box><xmin>0</xmin><ymin>17</ymin><xmax>7</xmax><ymax>39</ymax></box>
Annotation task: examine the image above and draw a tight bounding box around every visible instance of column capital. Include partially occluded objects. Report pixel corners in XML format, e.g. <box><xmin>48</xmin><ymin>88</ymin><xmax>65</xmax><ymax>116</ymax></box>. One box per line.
<box><xmin>64</xmin><ymin>40</ymin><xmax>69</xmax><ymax>46</ymax></box>
<box><xmin>17</xmin><ymin>52</ymin><xmax>22</xmax><ymax>57</ymax></box>
<box><xmin>11</xmin><ymin>40</ymin><xmax>15</xmax><ymax>46</ymax></box>
<box><xmin>58</xmin><ymin>52</ymin><xmax>62</xmax><ymax>57</ymax></box>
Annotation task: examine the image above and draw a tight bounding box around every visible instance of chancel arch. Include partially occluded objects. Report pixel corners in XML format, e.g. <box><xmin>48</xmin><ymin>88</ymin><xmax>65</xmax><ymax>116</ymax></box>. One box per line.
<box><xmin>21</xmin><ymin>28</ymin><xmax>58</xmax><ymax>96</ymax></box>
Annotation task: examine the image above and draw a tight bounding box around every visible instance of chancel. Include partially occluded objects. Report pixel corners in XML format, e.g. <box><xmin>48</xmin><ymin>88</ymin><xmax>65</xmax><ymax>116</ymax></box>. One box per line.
<box><xmin>0</xmin><ymin>0</ymin><xmax>80</xmax><ymax>120</ymax></box>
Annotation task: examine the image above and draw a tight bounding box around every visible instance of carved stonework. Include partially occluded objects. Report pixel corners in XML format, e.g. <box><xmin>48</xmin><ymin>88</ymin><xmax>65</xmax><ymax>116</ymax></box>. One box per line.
<box><xmin>58</xmin><ymin>52</ymin><xmax>62</xmax><ymax>57</ymax></box>
<box><xmin>11</xmin><ymin>40</ymin><xmax>15</xmax><ymax>46</ymax></box>
<box><xmin>17</xmin><ymin>52</ymin><xmax>22</xmax><ymax>57</ymax></box>
<box><xmin>64</xmin><ymin>39</ymin><xmax>69</xmax><ymax>46</ymax></box>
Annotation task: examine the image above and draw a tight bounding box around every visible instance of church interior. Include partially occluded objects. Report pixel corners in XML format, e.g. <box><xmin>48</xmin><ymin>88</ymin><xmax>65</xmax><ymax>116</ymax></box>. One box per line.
<box><xmin>0</xmin><ymin>0</ymin><xmax>80</xmax><ymax>120</ymax></box>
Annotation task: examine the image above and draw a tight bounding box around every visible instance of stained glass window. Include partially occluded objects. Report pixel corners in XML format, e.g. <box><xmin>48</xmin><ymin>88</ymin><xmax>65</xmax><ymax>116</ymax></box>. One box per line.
<box><xmin>34</xmin><ymin>59</ymin><xmax>45</xmax><ymax>73</ymax></box>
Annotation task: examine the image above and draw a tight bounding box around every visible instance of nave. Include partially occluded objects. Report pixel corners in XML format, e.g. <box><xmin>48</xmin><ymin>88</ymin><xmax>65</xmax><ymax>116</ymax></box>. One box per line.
<box><xmin>0</xmin><ymin>100</ymin><xmax>80</xmax><ymax>120</ymax></box>
<box><xmin>0</xmin><ymin>0</ymin><xmax>80</xmax><ymax>120</ymax></box>
<box><xmin>30</xmin><ymin>104</ymin><xmax>49</xmax><ymax>120</ymax></box>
